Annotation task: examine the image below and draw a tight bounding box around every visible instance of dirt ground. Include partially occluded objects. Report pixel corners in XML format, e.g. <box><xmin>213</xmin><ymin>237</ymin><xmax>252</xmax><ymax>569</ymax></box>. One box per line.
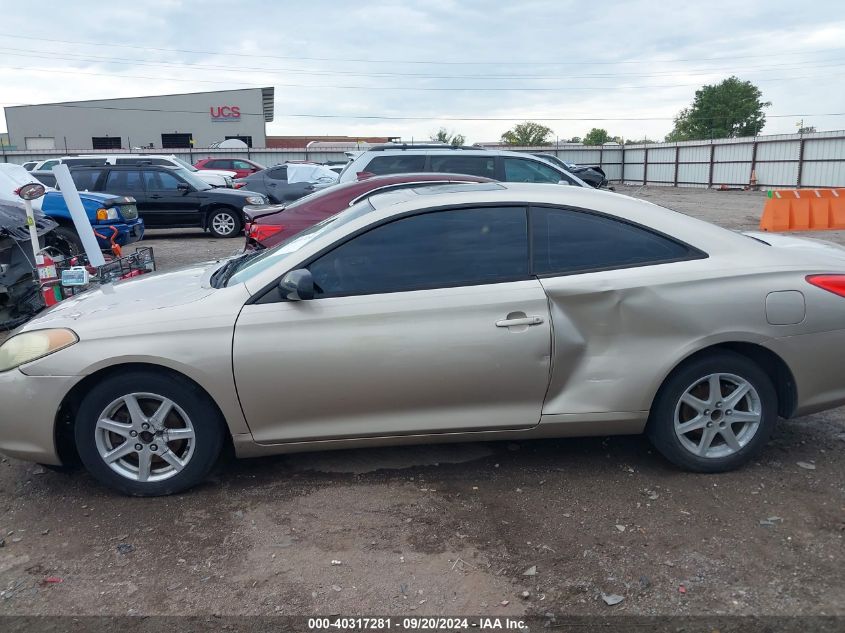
<box><xmin>0</xmin><ymin>185</ymin><xmax>843</xmax><ymax>619</ymax></box>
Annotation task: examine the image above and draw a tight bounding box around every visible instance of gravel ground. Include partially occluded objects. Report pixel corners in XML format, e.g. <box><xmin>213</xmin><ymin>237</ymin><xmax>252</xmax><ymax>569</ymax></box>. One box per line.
<box><xmin>0</xmin><ymin>185</ymin><xmax>843</xmax><ymax>618</ymax></box>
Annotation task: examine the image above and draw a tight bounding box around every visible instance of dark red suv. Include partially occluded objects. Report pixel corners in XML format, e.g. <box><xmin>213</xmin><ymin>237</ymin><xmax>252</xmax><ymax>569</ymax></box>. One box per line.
<box><xmin>243</xmin><ymin>172</ymin><xmax>494</xmax><ymax>250</ymax></box>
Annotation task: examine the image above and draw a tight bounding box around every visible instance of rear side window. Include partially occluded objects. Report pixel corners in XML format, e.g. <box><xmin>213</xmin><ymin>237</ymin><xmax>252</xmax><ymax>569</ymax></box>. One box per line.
<box><xmin>530</xmin><ymin>206</ymin><xmax>694</xmax><ymax>275</ymax></box>
<box><xmin>70</xmin><ymin>169</ymin><xmax>105</xmax><ymax>192</ymax></box>
<box><xmin>429</xmin><ymin>155</ymin><xmax>495</xmax><ymax>178</ymax></box>
<box><xmin>364</xmin><ymin>155</ymin><xmax>426</xmax><ymax>176</ymax></box>
<box><xmin>105</xmin><ymin>170</ymin><xmax>144</xmax><ymax>191</ymax></box>
<box><xmin>266</xmin><ymin>166</ymin><xmax>288</xmax><ymax>180</ymax></box>
<box><xmin>308</xmin><ymin>206</ymin><xmax>528</xmax><ymax>297</ymax></box>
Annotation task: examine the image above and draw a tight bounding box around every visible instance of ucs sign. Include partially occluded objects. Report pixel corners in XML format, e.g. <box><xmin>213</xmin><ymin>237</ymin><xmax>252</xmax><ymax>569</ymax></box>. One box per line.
<box><xmin>210</xmin><ymin>106</ymin><xmax>241</xmax><ymax>121</ymax></box>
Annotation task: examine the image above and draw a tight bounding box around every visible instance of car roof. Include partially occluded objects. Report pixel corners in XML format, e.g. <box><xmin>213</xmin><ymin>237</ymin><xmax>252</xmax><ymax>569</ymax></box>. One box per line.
<box><xmin>72</xmin><ymin>164</ymin><xmax>180</xmax><ymax>170</ymax></box>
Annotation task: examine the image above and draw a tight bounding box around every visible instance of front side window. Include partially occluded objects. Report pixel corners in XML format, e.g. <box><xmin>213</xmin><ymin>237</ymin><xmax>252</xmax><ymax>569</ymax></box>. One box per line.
<box><xmin>233</xmin><ymin>160</ymin><xmax>253</xmax><ymax>170</ymax></box>
<box><xmin>429</xmin><ymin>155</ymin><xmax>495</xmax><ymax>178</ymax></box>
<box><xmin>144</xmin><ymin>170</ymin><xmax>184</xmax><ymax>190</ymax></box>
<box><xmin>70</xmin><ymin>169</ymin><xmax>104</xmax><ymax>192</ymax></box>
<box><xmin>266</xmin><ymin>166</ymin><xmax>288</xmax><ymax>181</ymax></box>
<box><xmin>530</xmin><ymin>206</ymin><xmax>694</xmax><ymax>275</ymax></box>
<box><xmin>41</xmin><ymin>160</ymin><xmax>60</xmax><ymax>170</ymax></box>
<box><xmin>364</xmin><ymin>155</ymin><xmax>426</xmax><ymax>176</ymax></box>
<box><xmin>504</xmin><ymin>158</ymin><xmax>562</xmax><ymax>184</ymax></box>
<box><xmin>307</xmin><ymin>206</ymin><xmax>528</xmax><ymax>297</ymax></box>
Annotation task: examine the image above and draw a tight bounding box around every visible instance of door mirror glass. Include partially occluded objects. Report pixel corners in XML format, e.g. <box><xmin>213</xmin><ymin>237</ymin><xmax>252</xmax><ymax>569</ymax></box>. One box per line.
<box><xmin>177</xmin><ymin>182</ymin><xmax>191</xmax><ymax>192</ymax></box>
<box><xmin>279</xmin><ymin>268</ymin><xmax>315</xmax><ymax>301</ymax></box>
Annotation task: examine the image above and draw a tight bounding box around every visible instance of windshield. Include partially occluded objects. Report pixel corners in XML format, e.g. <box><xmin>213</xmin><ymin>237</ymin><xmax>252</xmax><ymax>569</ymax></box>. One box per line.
<box><xmin>173</xmin><ymin>167</ymin><xmax>212</xmax><ymax>190</ymax></box>
<box><xmin>170</xmin><ymin>156</ymin><xmax>199</xmax><ymax>172</ymax></box>
<box><xmin>227</xmin><ymin>199</ymin><xmax>375</xmax><ymax>286</ymax></box>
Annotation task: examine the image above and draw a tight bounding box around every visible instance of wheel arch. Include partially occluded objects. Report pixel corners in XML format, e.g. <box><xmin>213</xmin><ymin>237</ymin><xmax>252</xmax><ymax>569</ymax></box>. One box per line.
<box><xmin>649</xmin><ymin>342</ymin><xmax>797</xmax><ymax>420</ymax></box>
<box><xmin>203</xmin><ymin>203</ymin><xmax>243</xmax><ymax>231</ymax></box>
<box><xmin>54</xmin><ymin>362</ymin><xmax>234</xmax><ymax>466</ymax></box>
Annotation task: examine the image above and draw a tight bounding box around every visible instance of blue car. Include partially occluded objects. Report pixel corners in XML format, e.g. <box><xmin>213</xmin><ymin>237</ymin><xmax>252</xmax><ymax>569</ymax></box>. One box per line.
<box><xmin>40</xmin><ymin>191</ymin><xmax>144</xmax><ymax>256</ymax></box>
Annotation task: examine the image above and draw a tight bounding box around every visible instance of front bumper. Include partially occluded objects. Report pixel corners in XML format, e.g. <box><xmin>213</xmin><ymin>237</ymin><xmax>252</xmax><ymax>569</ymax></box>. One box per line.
<box><xmin>93</xmin><ymin>219</ymin><xmax>145</xmax><ymax>249</ymax></box>
<box><xmin>0</xmin><ymin>368</ymin><xmax>80</xmax><ymax>465</ymax></box>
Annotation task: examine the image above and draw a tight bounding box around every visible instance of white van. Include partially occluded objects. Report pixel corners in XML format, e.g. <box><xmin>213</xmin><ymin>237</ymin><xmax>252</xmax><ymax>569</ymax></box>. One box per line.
<box><xmin>32</xmin><ymin>155</ymin><xmax>237</xmax><ymax>188</ymax></box>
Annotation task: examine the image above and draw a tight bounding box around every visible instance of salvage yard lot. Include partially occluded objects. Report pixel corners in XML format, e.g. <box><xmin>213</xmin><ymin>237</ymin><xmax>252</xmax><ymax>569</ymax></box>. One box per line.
<box><xmin>0</xmin><ymin>185</ymin><xmax>843</xmax><ymax>616</ymax></box>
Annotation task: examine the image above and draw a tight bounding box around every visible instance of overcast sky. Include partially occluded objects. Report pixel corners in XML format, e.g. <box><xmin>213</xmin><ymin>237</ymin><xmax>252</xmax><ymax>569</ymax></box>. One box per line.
<box><xmin>1</xmin><ymin>0</ymin><xmax>844</xmax><ymax>143</ymax></box>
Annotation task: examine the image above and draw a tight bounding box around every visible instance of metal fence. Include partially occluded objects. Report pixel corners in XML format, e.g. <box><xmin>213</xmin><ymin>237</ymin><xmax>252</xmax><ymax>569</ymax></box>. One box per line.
<box><xmin>484</xmin><ymin>129</ymin><xmax>845</xmax><ymax>188</ymax></box>
<box><xmin>4</xmin><ymin>129</ymin><xmax>845</xmax><ymax>188</ymax></box>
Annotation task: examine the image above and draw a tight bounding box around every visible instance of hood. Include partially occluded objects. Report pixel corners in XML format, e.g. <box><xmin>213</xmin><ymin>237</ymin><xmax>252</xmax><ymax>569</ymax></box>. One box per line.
<box><xmin>196</xmin><ymin>169</ymin><xmax>237</xmax><ymax>179</ymax></box>
<box><xmin>0</xmin><ymin>202</ymin><xmax>57</xmax><ymax>240</ymax></box>
<box><xmin>23</xmin><ymin>262</ymin><xmax>220</xmax><ymax>331</ymax></box>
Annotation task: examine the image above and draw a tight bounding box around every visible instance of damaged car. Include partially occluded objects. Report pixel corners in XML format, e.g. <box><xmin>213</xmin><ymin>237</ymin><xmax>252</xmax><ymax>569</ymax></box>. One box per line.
<box><xmin>0</xmin><ymin>202</ymin><xmax>57</xmax><ymax>330</ymax></box>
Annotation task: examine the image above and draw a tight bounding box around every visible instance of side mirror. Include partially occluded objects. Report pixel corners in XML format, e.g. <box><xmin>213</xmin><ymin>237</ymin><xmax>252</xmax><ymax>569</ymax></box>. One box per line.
<box><xmin>177</xmin><ymin>182</ymin><xmax>192</xmax><ymax>193</ymax></box>
<box><xmin>279</xmin><ymin>269</ymin><xmax>314</xmax><ymax>301</ymax></box>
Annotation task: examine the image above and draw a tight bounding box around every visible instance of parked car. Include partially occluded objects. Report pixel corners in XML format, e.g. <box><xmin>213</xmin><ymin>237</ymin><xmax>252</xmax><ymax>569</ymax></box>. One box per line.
<box><xmin>194</xmin><ymin>157</ymin><xmax>265</xmax><ymax>179</ymax></box>
<box><xmin>0</xmin><ymin>202</ymin><xmax>56</xmax><ymax>330</ymax></box>
<box><xmin>33</xmin><ymin>155</ymin><xmax>237</xmax><ymax>188</ymax></box>
<box><xmin>3</xmin><ymin>182</ymin><xmax>845</xmax><ymax>495</ymax></box>
<box><xmin>0</xmin><ymin>163</ymin><xmax>144</xmax><ymax>255</ymax></box>
<box><xmin>338</xmin><ymin>144</ymin><xmax>588</xmax><ymax>187</ymax></box>
<box><xmin>533</xmin><ymin>154</ymin><xmax>608</xmax><ymax>189</ymax></box>
<box><xmin>68</xmin><ymin>165</ymin><xmax>266</xmax><ymax>237</ymax></box>
<box><xmin>233</xmin><ymin>162</ymin><xmax>338</xmax><ymax>204</ymax></box>
<box><xmin>244</xmin><ymin>172</ymin><xmax>495</xmax><ymax>249</ymax></box>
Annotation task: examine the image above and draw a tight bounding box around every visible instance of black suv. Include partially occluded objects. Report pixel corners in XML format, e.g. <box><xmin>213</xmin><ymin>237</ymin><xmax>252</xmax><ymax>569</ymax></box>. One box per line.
<box><xmin>68</xmin><ymin>165</ymin><xmax>268</xmax><ymax>238</ymax></box>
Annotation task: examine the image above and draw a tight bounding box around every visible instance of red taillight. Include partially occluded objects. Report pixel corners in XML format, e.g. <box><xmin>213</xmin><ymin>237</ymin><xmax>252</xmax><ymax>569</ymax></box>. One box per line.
<box><xmin>248</xmin><ymin>223</ymin><xmax>285</xmax><ymax>243</ymax></box>
<box><xmin>806</xmin><ymin>274</ymin><xmax>845</xmax><ymax>297</ymax></box>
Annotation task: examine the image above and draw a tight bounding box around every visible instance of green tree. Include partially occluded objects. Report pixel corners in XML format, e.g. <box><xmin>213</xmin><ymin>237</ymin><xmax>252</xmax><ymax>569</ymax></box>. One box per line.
<box><xmin>430</xmin><ymin>127</ymin><xmax>466</xmax><ymax>147</ymax></box>
<box><xmin>625</xmin><ymin>137</ymin><xmax>656</xmax><ymax>145</ymax></box>
<box><xmin>665</xmin><ymin>76</ymin><xmax>770</xmax><ymax>141</ymax></box>
<box><xmin>582</xmin><ymin>128</ymin><xmax>612</xmax><ymax>145</ymax></box>
<box><xmin>567</xmin><ymin>136</ymin><xmax>582</xmax><ymax>144</ymax></box>
<box><xmin>500</xmin><ymin>121</ymin><xmax>553</xmax><ymax>146</ymax></box>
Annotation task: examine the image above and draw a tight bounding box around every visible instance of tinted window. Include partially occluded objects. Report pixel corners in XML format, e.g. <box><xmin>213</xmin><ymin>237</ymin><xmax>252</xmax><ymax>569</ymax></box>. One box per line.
<box><xmin>429</xmin><ymin>155</ymin><xmax>495</xmax><ymax>178</ymax></box>
<box><xmin>144</xmin><ymin>170</ymin><xmax>184</xmax><ymax>190</ymax></box>
<box><xmin>71</xmin><ymin>169</ymin><xmax>105</xmax><ymax>192</ymax></box>
<box><xmin>232</xmin><ymin>160</ymin><xmax>253</xmax><ymax>169</ymax></box>
<box><xmin>308</xmin><ymin>206</ymin><xmax>528</xmax><ymax>297</ymax></box>
<box><xmin>504</xmin><ymin>158</ymin><xmax>562</xmax><ymax>184</ymax></box>
<box><xmin>267</xmin><ymin>166</ymin><xmax>288</xmax><ymax>180</ymax></box>
<box><xmin>364</xmin><ymin>155</ymin><xmax>426</xmax><ymax>176</ymax></box>
<box><xmin>206</xmin><ymin>159</ymin><xmax>232</xmax><ymax>169</ymax></box>
<box><xmin>530</xmin><ymin>207</ymin><xmax>692</xmax><ymax>275</ymax></box>
<box><xmin>105</xmin><ymin>170</ymin><xmax>144</xmax><ymax>191</ymax></box>
<box><xmin>41</xmin><ymin>160</ymin><xmax>60</xmax><ymax>170</ymax></box>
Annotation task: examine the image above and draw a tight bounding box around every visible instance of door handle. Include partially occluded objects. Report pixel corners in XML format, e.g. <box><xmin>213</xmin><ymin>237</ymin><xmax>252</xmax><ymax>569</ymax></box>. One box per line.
<box><xmin>495</xmin><ymin>316</ymin><xmax>544</xmax><ymax>328</ymax></box>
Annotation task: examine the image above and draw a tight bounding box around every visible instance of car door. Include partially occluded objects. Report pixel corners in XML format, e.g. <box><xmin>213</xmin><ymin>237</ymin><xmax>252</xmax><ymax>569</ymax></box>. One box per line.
<box><xmin>141</xmin><ymin>169</ymin><xmax>202</xmax><ymax>227</ymax></box>
<box><xmin>233</xmin><ymin>205</ymin><xmax>552</xmax><ymax>444</ymax></box>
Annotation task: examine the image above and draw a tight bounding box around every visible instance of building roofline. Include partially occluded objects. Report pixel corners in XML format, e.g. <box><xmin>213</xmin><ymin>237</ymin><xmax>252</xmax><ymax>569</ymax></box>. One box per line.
<box><xmin>6</xmin><ymin>87</ymin><xmax>275</xmax><ymax>121</ymax></box>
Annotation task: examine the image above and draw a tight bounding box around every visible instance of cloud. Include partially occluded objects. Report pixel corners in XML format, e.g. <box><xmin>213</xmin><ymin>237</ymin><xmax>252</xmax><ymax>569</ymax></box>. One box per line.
<box><xmin>1</xmin><ymin>0</ymin><xmax>844</xmax><ymax>143</ymax></box>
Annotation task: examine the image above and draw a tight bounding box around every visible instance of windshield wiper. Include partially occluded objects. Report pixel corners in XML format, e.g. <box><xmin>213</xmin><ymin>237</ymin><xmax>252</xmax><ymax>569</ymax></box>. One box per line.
<box><xmin>213</xmin><ymin>252</ymin><xmax>260</xmax><ymax>288</ymax></box>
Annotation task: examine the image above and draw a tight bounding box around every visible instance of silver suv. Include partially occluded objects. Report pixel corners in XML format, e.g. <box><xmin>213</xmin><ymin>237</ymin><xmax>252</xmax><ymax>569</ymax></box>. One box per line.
<box><xmin>338</xmin><ymin>144</ymin><xmax>587</xmax><ymax>187</ymax></box>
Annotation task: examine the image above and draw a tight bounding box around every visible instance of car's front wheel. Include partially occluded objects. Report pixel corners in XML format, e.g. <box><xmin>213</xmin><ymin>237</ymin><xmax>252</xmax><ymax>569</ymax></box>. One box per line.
<box><xmin>207</xmin><ymin>208</ymin><xmax>242</xmax><ymax>238</ymax></box>
<box><xmin>74</xmin><ymin>370</ymin><xmax>225</xmax><ymax>496</ymax></box>
<box><xmin>647</xmin><ymin>351</ymin><xmax>777</xmax><ymax>472</ymax></box>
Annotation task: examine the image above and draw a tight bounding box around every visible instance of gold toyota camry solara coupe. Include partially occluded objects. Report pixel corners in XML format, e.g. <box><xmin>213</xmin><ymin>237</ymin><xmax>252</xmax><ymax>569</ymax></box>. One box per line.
<box><xmin>2</xmin><ymin>183</ymin><xmax>845</xmax><ymax>495</ymax></box>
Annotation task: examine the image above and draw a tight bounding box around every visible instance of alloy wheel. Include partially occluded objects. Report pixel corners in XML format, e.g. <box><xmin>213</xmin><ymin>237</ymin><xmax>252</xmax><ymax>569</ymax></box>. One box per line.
<box><xmin>211</xmin><ymin>212</ymin><xmax>237</xmax><ymax>236</ymax></box>
<box><xmin>94</xmin><ymin>392</ymin><xmax>196</xmax><ymax>482</ymax></box>
<box><xmin>673</xmin><ymin>372</ymin><xmax>762</xmax><ymax>459</ymax></box>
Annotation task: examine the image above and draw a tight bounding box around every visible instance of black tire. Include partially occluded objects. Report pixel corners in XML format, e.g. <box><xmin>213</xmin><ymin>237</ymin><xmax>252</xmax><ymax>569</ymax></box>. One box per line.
<box><xmin>74</xmin><ymin>370</ymin><xmax>226</xmax><ymax>496</ymax></box>
<box><xmin>646</xmin><ymin>351</ymin><xmax>777</xmax><ymax>473</ymax></box>
<box><xmin>207</xmin><ymin>208</ymin><xmax>242</xmax><ymax>238</ymax></box>
<box><xmin>45</xmin><ymin>225</ymin><xmax>84</xmax><ymax>260</ymax></box>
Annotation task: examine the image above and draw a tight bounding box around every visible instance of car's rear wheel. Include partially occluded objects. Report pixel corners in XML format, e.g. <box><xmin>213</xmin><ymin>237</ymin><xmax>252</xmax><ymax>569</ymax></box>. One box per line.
<box><xmin>208</xmin><ymin>208</ymin><xmax>242</xmax><ymax>238</ymax></box>
<box><xmin>74</xmin><ymin>370</ymin><xmax>225</xmax><ymax>496</ymax></box>
<box><xmin>647</xmin><ymin>351</ymin><xmax>777</xmax><ymax>472</ymax></box>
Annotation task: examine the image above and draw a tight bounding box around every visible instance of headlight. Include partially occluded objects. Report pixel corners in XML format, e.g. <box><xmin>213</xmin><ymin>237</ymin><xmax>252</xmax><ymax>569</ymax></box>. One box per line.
<box><xmin>95</xmin><ymin>208</ymin><xmax>120</xmax><ymax>222</ymax></box>
<box><xmin>245</xmin><ymin>195</ymin><xmax>266</xmax><ymax>205</ymax></box>
<box><xmin>0</xmin><ymin>329</ymin><xmax>78</xmax><ymax>372</ymax></box>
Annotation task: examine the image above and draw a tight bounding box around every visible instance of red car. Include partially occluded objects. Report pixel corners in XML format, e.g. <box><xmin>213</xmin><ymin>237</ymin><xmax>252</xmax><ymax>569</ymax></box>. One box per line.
<box><xmin>194</xmin><ymin>157</ymin><xmax>266</xmax><ymax>179</ymax></box>
<box><xmin>244</xmin><ymin>172</ymin><xmax>495</xmax><ymax>249</ymax></box>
